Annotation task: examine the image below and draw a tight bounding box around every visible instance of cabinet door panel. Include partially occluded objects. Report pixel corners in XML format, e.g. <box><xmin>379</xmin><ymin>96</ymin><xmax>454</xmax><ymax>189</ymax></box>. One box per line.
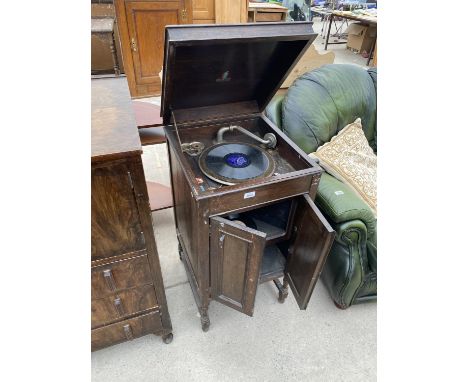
<box><xmin>285</xmin><ymin>195</ymin><xmax>335</xmax><ymax>310</ymax></box>
<box><xmin>125</xmin><ymin>1</ymin><xmax>191</xmax><ymax>87</ymax></box>
<box><xmin>210</xmin><ymin>217</ymin><xmax>266</xmax><ymax>316</ymax></box>
<box><xmin>193</xmin><ymin>0</ymin><xmax>214</xmax><ymax>20</ymax></box>
<box><xmin>215</xmin><ymin>0</ymin><xmax>247</xmax><ymax>24</ymax></box>
<box><xmin>91</xmin><ymin>163</ymin><xmax>145</xmax><ymax>260</ymax></box>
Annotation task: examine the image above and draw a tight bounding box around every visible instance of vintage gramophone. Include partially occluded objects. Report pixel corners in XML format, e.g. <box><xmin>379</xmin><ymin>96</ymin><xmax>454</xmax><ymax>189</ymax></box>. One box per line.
<box><xmin>161</xmin><ymin>22</ymin><xmax>335</xmax><ymax>331</ymax></box>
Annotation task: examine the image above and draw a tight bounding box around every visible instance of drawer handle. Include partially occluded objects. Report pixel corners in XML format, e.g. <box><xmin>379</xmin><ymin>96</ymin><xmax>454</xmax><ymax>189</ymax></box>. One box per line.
<box><xmin>113</xmin><ymin>297</ymin><xmax>125</xmax><ymax>316</ymax></box>
<box><xmin>103</xmin><ymin>269</ymin><xmax>116</xmax><ymax>291</ymax></box>
<box><xmin>123</xmin><ymin>324</ymin><xmax>133</xmax><ymax>340</ymax></box>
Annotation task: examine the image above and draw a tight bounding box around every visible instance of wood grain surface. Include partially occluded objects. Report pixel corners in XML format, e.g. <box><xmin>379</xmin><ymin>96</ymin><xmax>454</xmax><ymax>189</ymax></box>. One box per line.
<box><xmin>91</xmin><ymin>77</ymin><xmax>141</xmax><ymax>161</ymax></box>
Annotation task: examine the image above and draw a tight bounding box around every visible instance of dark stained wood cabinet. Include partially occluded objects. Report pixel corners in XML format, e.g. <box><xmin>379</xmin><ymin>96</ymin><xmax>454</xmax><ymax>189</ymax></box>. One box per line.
<box><xmin>161</xmin><ymin>24</ymin><xmax>335</xmax><ymax>331</ymax></box>
<box><xmin>91</xmin><ymin>77</ymin><xmax>173</xmax><ymax>350</ymax></box>
<box><xmin>115</xmin><ymin>0</ymin><xmax>193</xmax><ymax>98</ymax></box>
<box><xmin>91</xmin><ymin>162</ymin><xmax>146</xmax><ymax>260</ymax></box>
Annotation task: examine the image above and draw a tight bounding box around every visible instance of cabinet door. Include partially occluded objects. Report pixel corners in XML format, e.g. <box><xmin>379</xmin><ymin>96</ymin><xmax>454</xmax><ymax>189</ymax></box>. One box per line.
<box><xmin>215</xmin><ymin>0</ymin><xmax>247</xmax><ymax>24</ymax></box>
<box><xmin>210</xmin><ymin>217</ymin><xmax>266</xmax><ymax>316</ymax></box>
<box><xmin>124</xmin><ymin>0</ymin><xmax>192</xmax><ymax>91</ymax></box>
<box><xmin>192</xmin><ymin>0</ymin><xmax>214</xmax><ymax>22</ymax></box>
<box><xmin>285</xmin><ymin>195</ymin><xmax>335</xmax><ymax>310</ymax></box>
<box><xmin>91</xmin><ymin>163</ymin><xmax>145</xmax><ymax>260</ymax></box>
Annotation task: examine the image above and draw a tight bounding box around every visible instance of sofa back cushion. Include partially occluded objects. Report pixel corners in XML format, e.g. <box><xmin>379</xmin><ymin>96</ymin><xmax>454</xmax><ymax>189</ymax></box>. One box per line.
<box><xmin>281</xmin><ymin>64</ymin><xmax>377</xmax><ymax>154</ymax></box>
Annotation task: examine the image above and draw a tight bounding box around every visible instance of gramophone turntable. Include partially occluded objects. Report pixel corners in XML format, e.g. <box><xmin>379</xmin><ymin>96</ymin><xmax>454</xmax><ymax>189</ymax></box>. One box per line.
<box><xmin>162</xmin><ymin>23</ymin><xmax>335</xmax><ymax>332</ymax></box>
<box><xmin>198</xmin><ymin>124</ymin><xmax>278</xmax><ymax>186</ymax></box>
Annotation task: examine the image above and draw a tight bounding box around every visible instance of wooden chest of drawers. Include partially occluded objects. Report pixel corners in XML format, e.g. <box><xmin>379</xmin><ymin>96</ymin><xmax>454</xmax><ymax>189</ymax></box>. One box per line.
<box><xmin>91</xmin><ymin>77</ymin><xmax>173</xmax><ymax>350</ymax></box>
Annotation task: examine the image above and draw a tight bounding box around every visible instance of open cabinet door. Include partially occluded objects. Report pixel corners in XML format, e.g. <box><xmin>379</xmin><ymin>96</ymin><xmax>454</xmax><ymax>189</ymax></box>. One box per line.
<box><xmin>285</xmin><ymin>195</ymin><xmax>335</xmax><ymax>310</ymax></box>
<box><xmin>210</xmin><ymin>217</ymin><xmax>267</xmax><ymax>316</ymax></box>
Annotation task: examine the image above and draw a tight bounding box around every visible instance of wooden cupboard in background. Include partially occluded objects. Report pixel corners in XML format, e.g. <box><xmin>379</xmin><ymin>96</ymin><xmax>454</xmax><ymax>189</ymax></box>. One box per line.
<box><xmin>114</xmin><ymin>0</ymin><xmax>265</xmax><ymax>97</ymax></box>
<box><xmin>192</xmin><ymin>0</ymin><xmax>215</xmax><ymax>23</ymax></box>
<box><xmin>91</xmin><ymin>1</ymin><xmax>124</xmax><ymax>74</ymax></box>
<box><xmin>192</xmin><ymin>0</ymin><xmax>248</xmax><ymax>24</ymax></box>
<box><xmin>115</xmin><ymin>0</ymin><xmax>193</xmax><ymax>98</ymax></box>
<box><xmin>215</xmin><ymin>0</ymin><xmax>247</xmax><ymax>23</ymax></box>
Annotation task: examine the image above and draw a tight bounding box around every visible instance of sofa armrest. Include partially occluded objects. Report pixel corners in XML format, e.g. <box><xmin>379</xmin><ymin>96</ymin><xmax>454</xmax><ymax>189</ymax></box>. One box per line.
<box><xmin>316</xmin><ymin>172</ymin><xmax>376</xmax><ymax>236</ymax></box>
<box><xmin>264</xmin><ymin>94</ymin><xmax>285</xmax><ymax>129</ymax></box>
<box><xmin>321</xmin><ymin>219</ymin><xmax>372</xmax><ymax>308</ymax></box>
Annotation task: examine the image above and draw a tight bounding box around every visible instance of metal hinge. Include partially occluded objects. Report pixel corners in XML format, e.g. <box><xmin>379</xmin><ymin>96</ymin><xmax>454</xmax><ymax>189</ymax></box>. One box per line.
<box><xmin>131</xmin><ymin>37</ymin><xmax>137</xmax><ymax>52</ymax></box>
<box><xmin>182</xmin><ymin>9</ymin><xmax>187</xmax><ymax>21</ymax></box>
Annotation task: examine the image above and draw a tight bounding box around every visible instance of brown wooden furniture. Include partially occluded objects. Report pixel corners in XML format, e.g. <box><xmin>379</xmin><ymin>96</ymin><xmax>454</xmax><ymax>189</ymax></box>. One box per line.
<box><xmin>91</xmin><ymin>1</ymin><xmax>125</xmax><ymax>75</ymax></box>
<box><xmin>138</xmin><ymin>127</ymin><xmax>166</xmax><ymax>146</ymax></box>
<box><xmin>215</xmin><ymin>0</ymin><xmax>248</xmax><ymax>23</ymax></box>
<box><xmin>146</xmin><ymin>181</ymin><xmax>173</xmax><ymax>211</ymax></box>
<box><xmin>247</xmin><ymin>2</ymin><xmax>288</xmax><ymax>23</ymax></box>
<box><xmin>161</xmin><ymin>23</ymin><xmax>335</xmax><ymax>332</ymax></box>
<box><xmin>115</xmin><ymin>0</ymin><xmax>193</xmax><ymax>98</ymax></box>
<box><xmin>131</xmin><ymin>101</ymin><xmax>174</xmax><ymax>211</ymax></box>
<box><xmin>132</xmin><ymin>101</ymin><xmax>163</xmax><ymax>128</ymax></box>
<box><xmin>91</xmin><ymin>17</ymin><xmax>121</xmax><ymax>76</ymax></box>
<box><xmin>192</xmin><ymin>0</ymin><xmax>215</xmax><ymax>23</ymax></box>
<box><xmin>91</xmin><ymin>77</ymin><xmax>173</xmax><ymax>350</ymax></box>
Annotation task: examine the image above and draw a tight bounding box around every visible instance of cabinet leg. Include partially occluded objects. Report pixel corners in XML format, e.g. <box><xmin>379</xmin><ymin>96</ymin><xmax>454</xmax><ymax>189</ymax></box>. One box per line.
<box><xmin>200</xmin><ymin>307</ymin><xmax>210</xmax><ymax>332</ymax></box>
<box><xmin>274</xmin><ymin>278</ymin><xmax>289</xmax><ymax>304</ymax></box>
<box><xmin>162</xmin><ymin>332</ymin><xmax>173</xmax><ymax>344</ymax></box>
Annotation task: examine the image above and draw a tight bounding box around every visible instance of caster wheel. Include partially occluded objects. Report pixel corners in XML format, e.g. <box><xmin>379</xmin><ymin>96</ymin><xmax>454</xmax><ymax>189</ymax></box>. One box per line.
<box><xmin>202</xmin><ymin>322</ymin><xmax>210</xmax><ymax>332</ymax></box>
<box><xmin>162</xmin><ymin>333</ymin><xmax>173</xmax><ymax>344</ymax></box>
<box><xmin>278</xmin><ymin>296</ymin><xmax>286</xmax><ymax>304</ymax></box>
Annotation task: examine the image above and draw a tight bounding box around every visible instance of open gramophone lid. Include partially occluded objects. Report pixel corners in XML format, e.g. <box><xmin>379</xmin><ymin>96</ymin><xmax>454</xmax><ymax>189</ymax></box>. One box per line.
<box><xmin>198</xmin><ymin>142</ymin><xmax>275</xmax><ymax>185</ymax></box>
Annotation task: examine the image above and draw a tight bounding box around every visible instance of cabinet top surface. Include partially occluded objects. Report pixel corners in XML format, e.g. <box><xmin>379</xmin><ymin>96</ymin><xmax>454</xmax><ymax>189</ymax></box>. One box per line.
<box><xmin>91</xmin><ymin>77</ymin><xmax>142</xmax><ymax>161</ymax></box>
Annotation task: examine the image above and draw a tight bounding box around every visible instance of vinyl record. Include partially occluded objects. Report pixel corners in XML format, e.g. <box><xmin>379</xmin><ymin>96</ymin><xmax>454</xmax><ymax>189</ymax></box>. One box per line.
<box><xmin>198</xmin><ymin>143</ymin><xmax>275</xmax><ymax>185</ymax></box>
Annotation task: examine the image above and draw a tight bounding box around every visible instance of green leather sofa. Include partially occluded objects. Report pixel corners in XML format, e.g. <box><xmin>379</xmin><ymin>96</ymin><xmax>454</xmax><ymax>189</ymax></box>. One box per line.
<box><xmin>266</xmin><ymin>64</ymin><xmax>377</xmax><ymax>309</ymax></box>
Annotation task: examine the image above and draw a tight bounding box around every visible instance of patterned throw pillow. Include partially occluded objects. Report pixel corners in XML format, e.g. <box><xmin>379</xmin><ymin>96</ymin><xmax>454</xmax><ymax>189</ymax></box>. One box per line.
<box><xmin>311</xmin><ymin>118</ymin><xmax>377</xmax><ymax>216</ymax></box>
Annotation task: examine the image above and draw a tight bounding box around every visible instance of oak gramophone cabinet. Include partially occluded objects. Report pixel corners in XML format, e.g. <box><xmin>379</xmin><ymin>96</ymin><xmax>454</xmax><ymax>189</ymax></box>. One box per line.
<box><xmin>162</xmin><ymin>23</ymin><xmax>335</xmax><ymax>331</ymax></box>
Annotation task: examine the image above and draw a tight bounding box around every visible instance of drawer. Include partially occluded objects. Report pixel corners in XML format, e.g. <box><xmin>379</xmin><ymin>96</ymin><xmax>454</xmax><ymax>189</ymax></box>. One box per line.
<box><xmin>256</xmin><ymin>13</ymin><xmax>284</xmax><ymax>22</ymax></box>
<box><xmin>208</xmin><ymin>174</ymin><xmax>316</xmax><ymax>215</ymax></box>
<box><xmin>91</xmin><ymin>310</ymin><xmax>162</xmax><ymax>351</ymax></box>
<box><xmin>92</xmin><ymin>254</ymin><xmax>153</xmax><ymax>299</ymax></box>
<box><xmin>91</xmin><ymin>284</ymin><xmax>159</xmax><ymax>329</ymax></box>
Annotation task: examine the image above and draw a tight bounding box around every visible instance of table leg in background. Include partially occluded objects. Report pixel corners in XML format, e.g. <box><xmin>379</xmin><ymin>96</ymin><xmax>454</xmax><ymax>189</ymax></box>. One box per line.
<box><xmin>367</xmin><ymin>38</ymin><xmax>376</xmax><ymax>66</ymax></box>
<box><xmin>325</xmin><ymin>14</ymin><xmax>333</xmax><ymax>50</ymax></box>
<box><xmin>110</xmin><ymin>31</ymin><xmax>120</xmax><ymax>76</ymax></box>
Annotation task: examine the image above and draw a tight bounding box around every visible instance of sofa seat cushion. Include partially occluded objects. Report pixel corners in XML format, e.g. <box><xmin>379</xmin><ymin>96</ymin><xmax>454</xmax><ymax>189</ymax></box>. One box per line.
<box><xmin>281</xmin><ymin>64</ymin><xmax>377</xmax><ymax>154</ymax></box>
<box><xmin>314</xmin><ymin>118</ymin><xmax>377</xmax><ymax>216</ymax></box>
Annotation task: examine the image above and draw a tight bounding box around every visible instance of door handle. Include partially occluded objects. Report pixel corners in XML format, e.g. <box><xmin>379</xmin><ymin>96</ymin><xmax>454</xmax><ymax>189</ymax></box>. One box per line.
<box><xmin>123</xmin><ymin>324</ymin><xmax>134</xmax><ymax>340</ymax></box>
<box><xmin>103</xmin><ymin>269</ymin><xmax>117</xmax><ymax>291</ymax></box>
<box><xmin>113</xmin><ymin>297</ymin><xmax>125</xmax><ymax>316</ymax></box>
<box><xmin>131</xmin><ymin>37</ymin><xmax>137</xmax><ymax>52</ymax></box>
